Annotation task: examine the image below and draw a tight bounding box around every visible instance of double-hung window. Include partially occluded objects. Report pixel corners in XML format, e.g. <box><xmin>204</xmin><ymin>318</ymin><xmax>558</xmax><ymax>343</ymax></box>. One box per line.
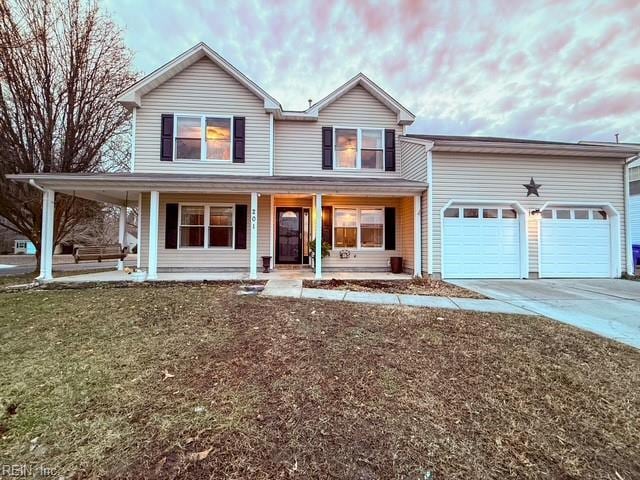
<box><xmin>334</xmin><ymin>128</ymin><xmax>384</xmax><ymax>170</ymax></box>
<box><xmin>334</xmin><ymin>207</ymin><xmax>384</xmax><ymax>249</ymax></box>
<box><xmin>179</xmin><ymin>204</ymin><xmax>234</xmax><ymax>248</ymax></box>
<box><xmin>175</xmin><ymin>115</ymin><xmax>232</xmax><ymax>161</ymax></box>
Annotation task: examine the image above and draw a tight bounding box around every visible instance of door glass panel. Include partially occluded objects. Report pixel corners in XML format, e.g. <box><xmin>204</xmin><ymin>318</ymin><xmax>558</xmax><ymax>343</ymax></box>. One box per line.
<box><xmin>277</xmin><ymin>209</ymin><xmax>301</xmax><ymax>263</ymax></box>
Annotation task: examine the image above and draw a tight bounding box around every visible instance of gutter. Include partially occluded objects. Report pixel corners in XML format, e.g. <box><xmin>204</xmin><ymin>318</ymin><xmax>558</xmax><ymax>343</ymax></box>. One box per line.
<box><xmin>29</xmin><ymin>179</ymin><xmax>46</xmax><ymax>192</ymax></box>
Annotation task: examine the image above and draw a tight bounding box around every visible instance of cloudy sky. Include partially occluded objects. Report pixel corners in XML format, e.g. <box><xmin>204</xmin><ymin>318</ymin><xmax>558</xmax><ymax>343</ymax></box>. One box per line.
<box><xmin>104</xmin><ymin>0</ymin><xmax>640</xmax><ymax>143</ymax></box>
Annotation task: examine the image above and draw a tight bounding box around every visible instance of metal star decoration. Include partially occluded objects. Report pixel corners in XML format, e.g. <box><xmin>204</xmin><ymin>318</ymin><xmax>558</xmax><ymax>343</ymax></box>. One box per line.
<box><xmin>523</xmin><ymin>177</ymin><xmax>541</xmax><ymax>197</ymax></box>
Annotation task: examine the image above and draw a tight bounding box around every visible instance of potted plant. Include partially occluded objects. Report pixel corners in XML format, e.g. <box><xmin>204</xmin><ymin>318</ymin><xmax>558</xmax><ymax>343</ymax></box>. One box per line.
<box><xmin>261</xmin><ymin>256</ymin><xmax>272</xmax><ymax>273</ymax></box>
<box><xmin>309</xmin><ymin>239</ymin><xmax>331</xmax><ymax>270</ymax></box>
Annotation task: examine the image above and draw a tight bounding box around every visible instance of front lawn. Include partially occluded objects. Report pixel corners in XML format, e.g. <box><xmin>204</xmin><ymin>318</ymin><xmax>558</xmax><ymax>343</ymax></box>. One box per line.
<box><xmin>1</xmin><ymin>284</ymin><xmax>638</xmax><ymax>479</ymax></box>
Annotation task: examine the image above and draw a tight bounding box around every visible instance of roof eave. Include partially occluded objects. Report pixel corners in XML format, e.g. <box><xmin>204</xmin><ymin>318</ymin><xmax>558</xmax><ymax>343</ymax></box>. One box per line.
<box><xmin>432</xmin><ymin>141</ymin><xmax>637</xmax><ymax>158</ymax></box>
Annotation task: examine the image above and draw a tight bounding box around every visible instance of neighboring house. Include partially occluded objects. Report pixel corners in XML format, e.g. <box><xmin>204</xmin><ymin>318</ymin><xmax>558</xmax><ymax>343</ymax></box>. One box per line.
<box><xmin>8</xmin><ymin>43</ymin><xmax>640</xmax><ymax>281</ymax></box>
<box><xmin>0</xmin><ymin>217</ymin><xmax>31</xmax><ymax>255</ymax></box>
<box><xmin>631</xmin><ymin>159</ymin><xmax>640</xmax><ymax>247</ymax></box>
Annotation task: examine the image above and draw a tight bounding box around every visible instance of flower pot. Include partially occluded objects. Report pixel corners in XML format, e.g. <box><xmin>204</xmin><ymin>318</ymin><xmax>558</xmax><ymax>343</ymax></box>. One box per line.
<box><xmin>261</xmin><ymin>256</ymin><xmax>272</xmax><ymax>273</ymax></box>
<box><xmin>390</xmin><ymin>256</ymin><xmax>403</xmax><ymax>274</ymax></box>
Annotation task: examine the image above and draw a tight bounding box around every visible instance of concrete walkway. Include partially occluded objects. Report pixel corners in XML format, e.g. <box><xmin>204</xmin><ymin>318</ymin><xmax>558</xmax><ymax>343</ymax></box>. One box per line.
<box><xmin>451</xmin><ymin>279</ymin><xmax>640</xmax><ymax>349</ymax></box>
<box><xmin>261</xmin><ymin>279</ymin><xmax>534</xmax><ymax>315</ymax></box>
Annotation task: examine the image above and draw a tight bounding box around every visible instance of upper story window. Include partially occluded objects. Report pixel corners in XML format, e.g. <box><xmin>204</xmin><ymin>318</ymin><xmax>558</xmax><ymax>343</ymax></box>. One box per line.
<box><xmin>334</xmin><ymin>127</ymin><xmax>384</xmax><ymax>170</ymax></box>
<box><xmin>174</xmin><ymin>114</ymin><xmax>232</xmax><ymax>161</ymax></box>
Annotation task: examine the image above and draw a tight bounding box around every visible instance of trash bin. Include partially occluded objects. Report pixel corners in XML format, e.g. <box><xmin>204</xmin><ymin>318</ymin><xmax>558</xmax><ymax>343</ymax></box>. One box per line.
<box><xmin>390</xmin><ymin>256</ymin><xmax>403</xmax><ymax>274</ymax></box>
<box><xmin>633</xmin><ymin>245</ymin><xmax>640</xmax><ymax>268</ymax></box>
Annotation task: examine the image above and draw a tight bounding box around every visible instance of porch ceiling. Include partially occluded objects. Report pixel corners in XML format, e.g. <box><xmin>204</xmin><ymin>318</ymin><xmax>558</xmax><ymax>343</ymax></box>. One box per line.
<box><xmin>7</xmin><ymin>173</ymin><xmax>427</xmax><ymax>205</ymax></box>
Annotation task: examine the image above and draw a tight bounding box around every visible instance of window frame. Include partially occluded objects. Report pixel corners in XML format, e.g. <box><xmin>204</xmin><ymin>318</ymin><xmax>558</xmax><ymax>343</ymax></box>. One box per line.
<box><xmin>173</xmin><ymin>113</ymin><xmax>234</xmax><ymax>163</ymax></box>
<box><xmin>332</xmin><ymin>206</ymin><xmax>385</xmax><ymax>250</ymax></box>
<box><xmin>333</xmin><ymin>126</ymin><xmax>385</xmax><ymax>171</ymax></box>
<box><xmin>177</xmin><ymin>203</ymin><xmax>235</xmax><ymax>250</ymax></box>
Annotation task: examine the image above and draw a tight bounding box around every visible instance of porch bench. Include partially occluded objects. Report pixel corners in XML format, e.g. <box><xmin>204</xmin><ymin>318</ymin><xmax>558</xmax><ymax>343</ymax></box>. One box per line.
<box><xmin>73</xmin><ymin>245</ymin><xmax>127</xmax><ymax>263</ymax></box>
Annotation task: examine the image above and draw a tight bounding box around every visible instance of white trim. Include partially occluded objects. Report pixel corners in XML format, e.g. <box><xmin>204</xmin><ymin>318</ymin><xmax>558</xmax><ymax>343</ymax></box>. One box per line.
<box><xmin>439</xmin><ymin>199</ymin><xmax>528</xmax><ymax>279</ymax></box>
<box><xmin>315</xmin><ymin>194</ymin><xmax>322</xmax><ymax>279</ymax></box>
<box><xmin>117</xmin><ymin>206</ymin><xmax>127</xmax><ymax>271</ymax></box>
<box><xmin>624</xmin><ymin>159</ymin><xmax>636</xmax><ymax>274</ymax></box>
<box><xmin>137</xmin><ymin>193</ymin><xmax>142</xmax><ymax>269</ymax></box>
<box><xmin>332</xmin><ymin>206</ymin><xmax>386</xmax><ymax>250</ymax></box>
<box><xmin>37</xmin><ymin>189</ymin><xmax>55</xmax><ymax>282</ymax></box>
<box><xmin>269</xmin><ymin>113</ymin><xmax>274</xmax><ymax>176</ymax></box>
<box><xmin>250</xmin><ymin>192</ymin><xmax>258</xmax><ymax>279</ymax></box>
<box><xmin>173</xmin><ymin>113</ymin><xmax>233</xmax><ymax>162</ymax></box>
<box><xmin>148</xmin><ymin>191</ymin><xmax>159</xmax><ymax>280</ymax></box>
<box><xmin>333</xmin><ymin>126</ymin><xmax>385</xmax><ymax>171</ymax></box>
<box><xmin>177</xmin><ymin>203</ymin><xmax>235</xmax><ymax>250</ymax></box>
<box><xmin>538</xmin><ymin>202</ymin><xmax>621</xmax><ymax>278</ymax></box>
<box><xmin>116</xmin><ymin>42</ymin><xmax>281</xmax><ymax>112</ymax></box>
<box><xmin>130</xmin><ymin>108</ymin><xmax>137</xmax><ymax>172</ymax></box>
<box><xmin>413</xmin><ymin>195</ymin><xmax>422</xmax><ymax>277</ymax></box>
<box><xmin>306</xmin><ymin>73</ymin><xmax>415</xmax><ymax>125</ymax></box>
<box><xmin>269</xmin><ymin>195</ymin><xmax>275</xmax><ymax>269</ymax></box>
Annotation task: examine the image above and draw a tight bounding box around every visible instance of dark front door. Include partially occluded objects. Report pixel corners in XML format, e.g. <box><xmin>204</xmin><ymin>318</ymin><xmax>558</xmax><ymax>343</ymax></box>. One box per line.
<box><xmin>276</xmin><ymin>207</ymin><xmax>302</xmax><ymax>264</ymax></box>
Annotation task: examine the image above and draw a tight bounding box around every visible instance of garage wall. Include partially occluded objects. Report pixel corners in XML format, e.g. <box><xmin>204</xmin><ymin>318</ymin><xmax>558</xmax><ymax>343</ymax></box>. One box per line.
<box><xmin>431</xmin><ymin>152</ymin><xmax>626</xmax><ymax>276</ymax></box>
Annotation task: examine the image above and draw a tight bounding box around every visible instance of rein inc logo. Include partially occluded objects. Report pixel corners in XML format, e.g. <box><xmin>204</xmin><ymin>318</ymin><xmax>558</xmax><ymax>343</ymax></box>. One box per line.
<box><xmin>1</xmin><ymin>464</ymin><xmax>57</xmax><ymax>477</ymax></box>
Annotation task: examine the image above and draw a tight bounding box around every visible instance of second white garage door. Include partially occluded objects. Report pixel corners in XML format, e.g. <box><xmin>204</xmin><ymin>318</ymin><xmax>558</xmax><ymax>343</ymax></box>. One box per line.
<box><xmin>539</xmin><ymin>207</ymin><xmax>611</xmax><ymax>278</ymax></box>
<box><xmin>443</xmin><ymin>206</ymin><xmax>522</xmax><ymax>278</ymax></box>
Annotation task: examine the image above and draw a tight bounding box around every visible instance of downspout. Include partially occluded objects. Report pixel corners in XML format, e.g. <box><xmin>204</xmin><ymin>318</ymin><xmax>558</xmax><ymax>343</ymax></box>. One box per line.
<box><xmin>624</xmin><ymin>155</ymin><xmax>638</xmax><ymax>275</ymax></box>
<box><xmin>426</xmin><ymin>144</ymin><xmax>435</xmax><ymax>276</ymax></box>
<box><xmin>29</xmin><ymin>179</ymin><xmax>45</xmax><ymax>192</ymax></box>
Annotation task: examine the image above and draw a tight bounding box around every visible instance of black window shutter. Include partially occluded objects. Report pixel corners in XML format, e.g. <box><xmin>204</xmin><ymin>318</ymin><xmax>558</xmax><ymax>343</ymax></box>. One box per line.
<box><xmin>165</xmin><ymin>203</ymin><xmax>178</xmax><ymax>249</ymax></box>
<box><xmin>233</xmin><ymin>117</ymin><xmax>245</xmax><ymax>163</ymax></box>
<box><xmin>160</xmin><ymin>114</ymin><xmax>174</xmax><ymax>161</ymax></box>
<box><xmin>322</xmin><ymin>127</ymin><xmax>333</xmax><ymax>170</ymax></box>
<box><xmin>384</xmin><ymin>129</ymin><xmax>396</xmax><ymax>171</ymax></box>
<box><xmin>235</xmin><ymin>204</ymin><xmax>247</xmax><ymax>249</ymax></box>
<box><xmin>321</xmin><ymin>206</ymin><xmax>333</xmax><ymax>246</ymax></box>
<box><xmin>385</xmin><ymin>207</ymin><xmax>396</xmax><ymax>250</ymax></box>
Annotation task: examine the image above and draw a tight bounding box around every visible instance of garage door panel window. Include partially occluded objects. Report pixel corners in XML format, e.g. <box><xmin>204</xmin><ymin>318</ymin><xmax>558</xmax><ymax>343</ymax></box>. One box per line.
<box><xmin>444</xmin><ymin>207</ymin><xmax>459</xmax><ymax>218</ymax></box>
<box><xmin>463</xmin><ymin>208</ymin><xmax>479</xmax><ymax>218</ymax></box>
<box><xmin>556</xmin><ymin>209</ymin><xmax>571</xmax><ymax>219</ymax></box>
<box><xmin>483</xmin><ymin>208</ymin><xmax>498</xmax><ymax>219</ymax></box>
<box><xmin>594</xmin><ymin>210</ymin><xmax>607</xmax><ymax>220</ymax></box>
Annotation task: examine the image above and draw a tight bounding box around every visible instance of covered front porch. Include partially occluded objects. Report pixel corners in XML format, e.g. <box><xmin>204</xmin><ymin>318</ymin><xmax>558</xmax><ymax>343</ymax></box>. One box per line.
<box><xmin>8</xmin><ymin>173</ymin><xmax>427</xmax><ymax>282</ymax></box>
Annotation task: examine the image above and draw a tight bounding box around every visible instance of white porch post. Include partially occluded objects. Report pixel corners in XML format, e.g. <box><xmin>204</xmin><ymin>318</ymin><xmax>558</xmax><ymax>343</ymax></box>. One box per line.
<box><xmin>315</xmin><ymin>193</ymin><xmax>322</xmax><ymax>279</ymax></box>
<box><xmin>249</xmin><ymin>192</ymin><xmax>258</xmax><ymax>279</ymax></box>
<box><xmin>117</xmin><ymin>205</ymin><xmax>127</xmax><ymax>271</ymax></box>
<box><xmin>414</xmin><ymin>195</ymin><xmax>422</xmax><ymax>278</ymax></box>
<box><xmin>137</xmin><ymin>193</ymin><xmax>142</xmax><ymax>269</ymax></box>
<box><xmin>37</xmin><ymin>189</ymin><xmax>55</xmax><ymax>282</ymax></box>
<box><xmin>148</xmin><ymin>191</ymin><xmax>159</xmax><ymax>280</ymax></box>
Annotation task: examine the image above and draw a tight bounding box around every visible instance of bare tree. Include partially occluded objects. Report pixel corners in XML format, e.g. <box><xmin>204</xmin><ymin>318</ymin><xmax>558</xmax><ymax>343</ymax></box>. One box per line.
<box><xmin>0</xmin><ymin>0</ymin><xmax>136</xmax><ymax>269</ymax></box>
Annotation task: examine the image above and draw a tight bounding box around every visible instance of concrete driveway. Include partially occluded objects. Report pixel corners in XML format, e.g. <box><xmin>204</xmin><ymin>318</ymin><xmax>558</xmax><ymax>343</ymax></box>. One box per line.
<box><xmin>450</xmin><ymin>279</ymin><xmax>640</xmax><ymax>349</ymax></box>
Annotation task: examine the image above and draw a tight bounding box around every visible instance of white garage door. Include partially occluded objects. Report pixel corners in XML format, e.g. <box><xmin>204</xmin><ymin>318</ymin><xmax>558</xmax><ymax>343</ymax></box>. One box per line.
<box><xmin>443</xmin><ymin>206</ymin><xmax>522</xmax><ymax>278</ymax></box>
<box><xmin>539</xmin><ymin>208</ymin><xmax>611</xmax><ymax>278</ymax></box>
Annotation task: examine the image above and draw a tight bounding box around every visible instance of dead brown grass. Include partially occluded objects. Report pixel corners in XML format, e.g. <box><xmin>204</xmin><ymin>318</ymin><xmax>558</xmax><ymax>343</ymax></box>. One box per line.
<box><xmin>0</xmin><ymin>284</ymin><xmax>638</xmax><ymax>479</ymax></box>
<box><xmin>304</xmin><ymin>278</ymin><xmax>485</xmax><ymax>298</ymax></box>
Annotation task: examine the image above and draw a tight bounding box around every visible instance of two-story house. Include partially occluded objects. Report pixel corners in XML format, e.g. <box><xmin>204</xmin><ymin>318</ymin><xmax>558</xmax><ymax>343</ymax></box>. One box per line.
<box><xmin>9</xmin><ymin>43</ymin><xmax>640</xmax><ymax>281</ymax></box>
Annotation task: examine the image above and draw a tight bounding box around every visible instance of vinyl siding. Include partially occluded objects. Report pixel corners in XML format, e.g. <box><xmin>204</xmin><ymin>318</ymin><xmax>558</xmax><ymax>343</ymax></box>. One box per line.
<box><xmin>139</xmin><ymin>192</ymin><xmax>270</xmax><ymax>270</ymax></box>
<box><xmin>134</xmin><ymin>58</ymin><xmax>270</xmax><ymax>175</ymax></box>
<box><xmin>631</xmin><ymin>194</ymin><xmax>640</xmax><ymax>245</ymax></box>
<box><xmin>400</xmin><ymin>140</ymin><xmax>427</xmax><ymax>182</ymax></box>
<box><xmin>431</xmin><ymin>153</ymin><xmax>627</xmax><ymax>276</ymax></box>
<box><xmin>274</xmin><ymin>86</ymin><xmax>403</xmax><ymax>177</ymax></box>
<box><xmin>400</xmin><ymin>196</ymin><xmax>414</xmax><ymax>273</ymax></box>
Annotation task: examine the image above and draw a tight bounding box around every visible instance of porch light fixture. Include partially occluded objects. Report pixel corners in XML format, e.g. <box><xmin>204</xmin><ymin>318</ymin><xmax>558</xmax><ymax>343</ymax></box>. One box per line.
<box><xmin>530</xmin><ymin>209</ymin><xmax>542</xmax><ymax>218</ymax></box>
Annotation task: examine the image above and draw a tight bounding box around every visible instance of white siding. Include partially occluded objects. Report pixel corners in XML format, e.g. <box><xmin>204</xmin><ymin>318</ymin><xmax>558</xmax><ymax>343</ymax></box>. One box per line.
<box><xmin>431</xmin><ymin>153</ymin><xmax>626</xmax><ymax>275</ymax></box>
<box><xmin>139</xmin><ymin>192</ymin><xmax>270</xmax><ymax>271</ymax></box>
<box><xmin>631</xmin><ymin>194</ymin><xmax>640</xmax><ymax>246</ymax></box>
<box><xmin>274</xmin><ymin>86</ymin><xmax>403</xmax><ymax>178</ymax></box>
<box><xmin>400</xmin><ymin>196</ymin><xmax>414</xmax><ymax>273</ymax></box>
<box><xmin>134</xmin><ymin>58</ymin><xmax>270</xmax><ymax>175</ymax></box>
<box><xmin>400</xmin><ymin>140</ymin><xmax>427</xmax><ymax>182</ymax></box>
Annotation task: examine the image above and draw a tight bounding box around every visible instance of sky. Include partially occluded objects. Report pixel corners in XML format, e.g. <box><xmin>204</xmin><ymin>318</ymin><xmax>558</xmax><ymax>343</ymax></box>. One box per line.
<box><xmin>104</xmin><ymin>0</ymin><xmax>640</xmax><ymax>143</ymax></box>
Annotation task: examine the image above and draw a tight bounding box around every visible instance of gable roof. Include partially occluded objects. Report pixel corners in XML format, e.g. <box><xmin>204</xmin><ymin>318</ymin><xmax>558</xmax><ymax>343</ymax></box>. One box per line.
<box><xmin>298</xmin><ymin>73</ymin><xmax>415</xmax><ymax>125</ymax></box>
<box><xmin>116</xmin><ymin>42</ymin><xmax>282</xmax><ymax>112</ymax></box>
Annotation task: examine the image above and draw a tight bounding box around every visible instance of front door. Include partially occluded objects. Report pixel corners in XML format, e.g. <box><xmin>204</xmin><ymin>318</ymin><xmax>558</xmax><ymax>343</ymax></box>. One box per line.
<box><xmin>276</xmin><ymin>207</ymin><xmax>302</xmax><ymax>264</ymax></box>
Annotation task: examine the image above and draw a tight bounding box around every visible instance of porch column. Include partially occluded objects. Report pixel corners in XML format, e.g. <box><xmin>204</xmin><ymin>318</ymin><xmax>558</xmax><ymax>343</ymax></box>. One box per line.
<box><xmin>148</xmin><ymin>191</ymin><xmax>159</xmax><ymax>280</ymax></box>
<box><xmin>249</xmin><ymin>192</ymin><xmax>258</xmax><ymax>279</ymax></box>
<box><xmin>414</xmin><ymin>195</ymin><xmax>422</xmax><ymax>278</ymax></box>
<box><xmin>315</xmin><ymin>193</ymin><xmax>322</xmax><ymax>279</ymax></box>
<box><xmin>117</xmin><ymin>205</ymin><xmax>127</xmax><ymax>271</ymax></box>
<box><xmin>137</xmin><ymin>193</ymin><xmax>142</xmax><ymax>269</ymax></box>
<box><xmin>37</xmin><ymin>189</ymin><xmax>55</xmax><ymax>282</ymax></box>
